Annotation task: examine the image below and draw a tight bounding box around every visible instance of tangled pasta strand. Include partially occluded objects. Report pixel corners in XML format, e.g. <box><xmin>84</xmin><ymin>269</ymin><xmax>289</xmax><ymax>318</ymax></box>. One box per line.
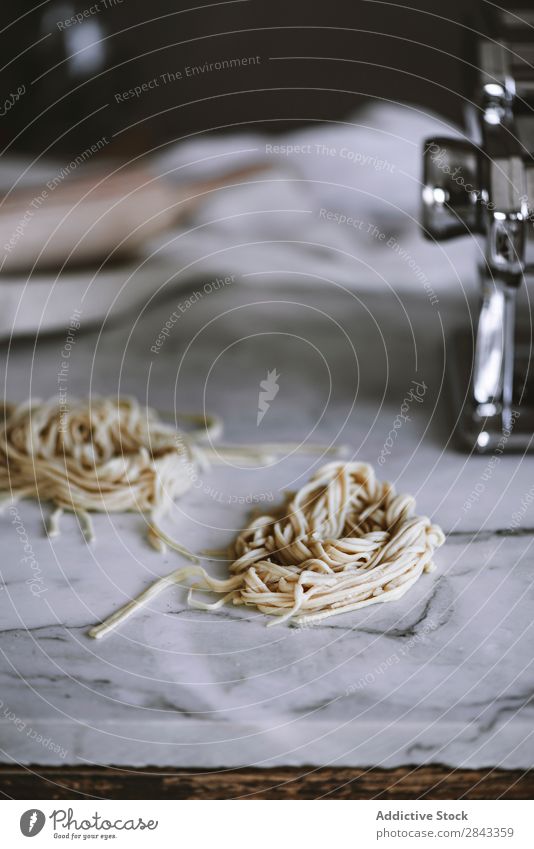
<box><xmin>89</xmin><ymin>461</ymin><xmax>444</xmax><ymax>638</ymax></box>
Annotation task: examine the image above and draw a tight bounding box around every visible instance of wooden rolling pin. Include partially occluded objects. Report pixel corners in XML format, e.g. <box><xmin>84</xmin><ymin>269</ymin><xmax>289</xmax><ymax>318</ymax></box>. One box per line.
<box><xmin>0</xmin><ymin>162</ymin><xmax>266</xmax><ymax>273</ymax></box>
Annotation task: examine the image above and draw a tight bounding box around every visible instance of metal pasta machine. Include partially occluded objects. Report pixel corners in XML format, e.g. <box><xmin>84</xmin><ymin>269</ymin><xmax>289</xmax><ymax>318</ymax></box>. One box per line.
<box><xmin>421</xmin><ymin>7</ymin><xmax>534</xmax><ymax>452</ymax></box>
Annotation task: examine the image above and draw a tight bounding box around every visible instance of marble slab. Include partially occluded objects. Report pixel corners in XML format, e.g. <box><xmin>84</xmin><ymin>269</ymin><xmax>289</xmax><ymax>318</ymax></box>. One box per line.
<box><xmin>1</xmin><ymin>281</ymin><xmax>533</xmax><ymax>768</ymax></box>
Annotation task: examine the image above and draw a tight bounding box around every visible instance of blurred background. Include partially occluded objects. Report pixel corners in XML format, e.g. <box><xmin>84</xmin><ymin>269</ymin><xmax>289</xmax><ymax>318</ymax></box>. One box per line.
<box><xmin>0</xmin><ymin>0</ymin><xmax>502</xmax><ymax>340</ymax></box>
<box><xmin>1</xmin><ymin>0</ymin><xmax>487</xmax><ymax>159</ymax></box>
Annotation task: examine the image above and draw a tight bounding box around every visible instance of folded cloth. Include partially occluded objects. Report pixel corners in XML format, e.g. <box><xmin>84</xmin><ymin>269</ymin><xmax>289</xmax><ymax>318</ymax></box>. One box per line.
<box><xmin>150</xmin><ymin>101</ymin><xmax>474</xmax><ymax>295</ymax></box>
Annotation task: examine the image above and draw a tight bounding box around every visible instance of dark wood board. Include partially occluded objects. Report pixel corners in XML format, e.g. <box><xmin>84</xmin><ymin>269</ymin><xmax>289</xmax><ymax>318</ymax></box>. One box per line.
<box><xmin>0</xmin><ymin>765</ymin><xmax>532</xmax><ymax>800</ymax></box>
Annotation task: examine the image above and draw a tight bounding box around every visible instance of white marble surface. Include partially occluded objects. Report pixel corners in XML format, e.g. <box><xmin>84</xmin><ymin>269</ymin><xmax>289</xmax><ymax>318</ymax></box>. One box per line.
<box><xmin>1</xmin><ymin>275</ymin><xmax>534</xmax><ymax>769</ymax></box>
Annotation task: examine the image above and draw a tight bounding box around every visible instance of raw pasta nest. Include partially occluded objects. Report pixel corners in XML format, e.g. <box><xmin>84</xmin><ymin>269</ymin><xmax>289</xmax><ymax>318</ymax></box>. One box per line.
<box><xmin>90</xmin><ymin>460</ymin><xmax>445</xmax><ymax>637</ymax></box>
<box><xmin>219</xmin><ymin>460</ymin><xmax>445</xmax><ymax>624</ymax></box>
<box><xmin>0</xmin><ymin>396</ymin><xmax>204</xmax><ymax>555</ymax></box>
